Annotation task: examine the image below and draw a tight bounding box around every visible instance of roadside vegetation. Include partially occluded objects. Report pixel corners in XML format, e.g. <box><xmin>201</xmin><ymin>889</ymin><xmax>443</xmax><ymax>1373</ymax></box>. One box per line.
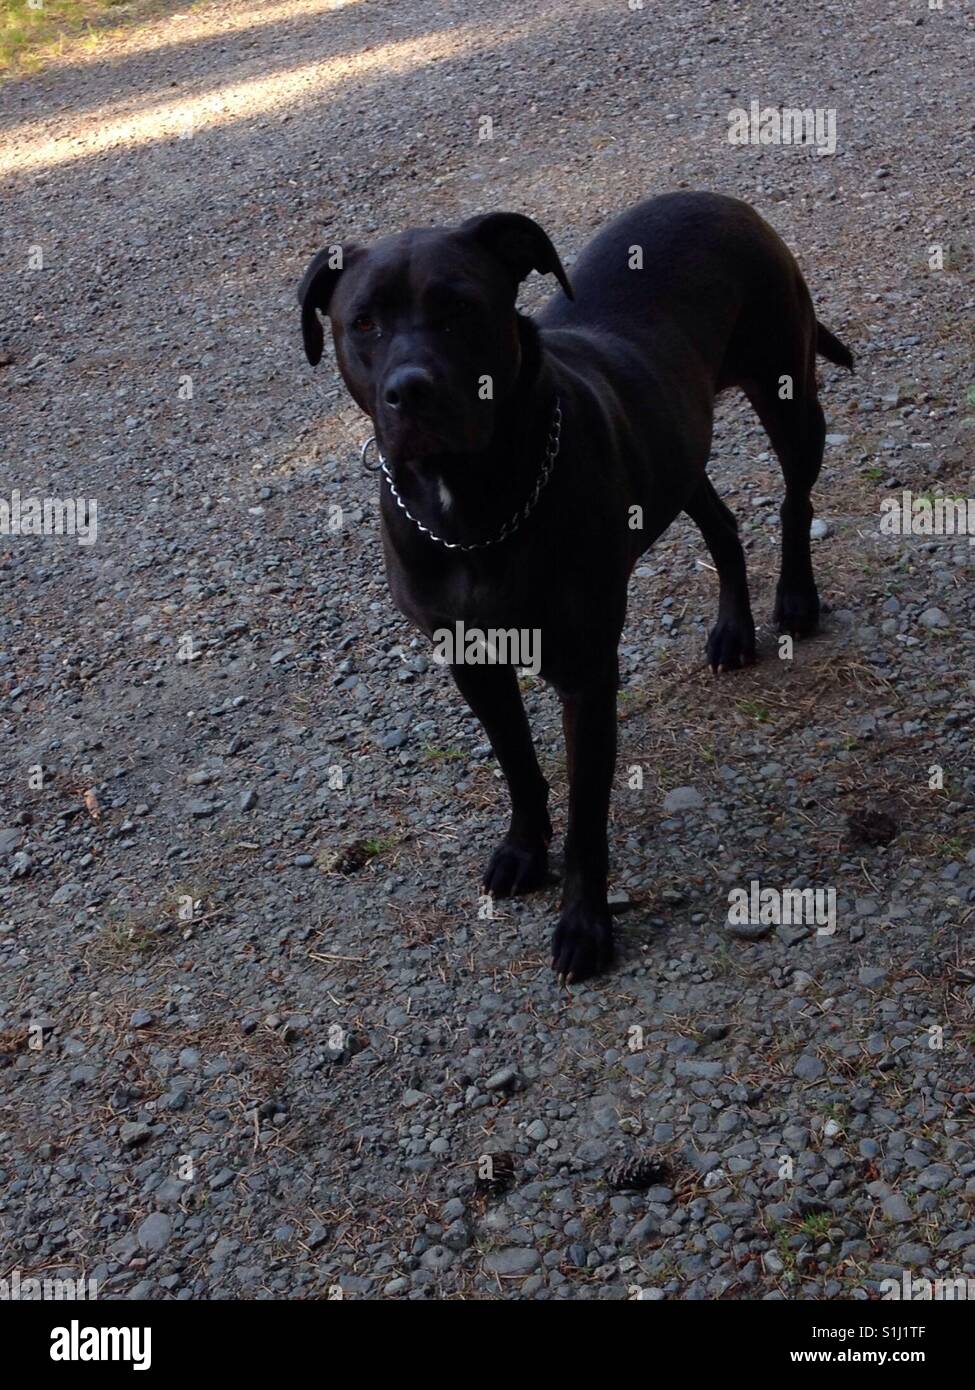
<box><xmin>1</xmin><ymin>0</ymin><xmax>190</xmax><ymax>75</ymax></box>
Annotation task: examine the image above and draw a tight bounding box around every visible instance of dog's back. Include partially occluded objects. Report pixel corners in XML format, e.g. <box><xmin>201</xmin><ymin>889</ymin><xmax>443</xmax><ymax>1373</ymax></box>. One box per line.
<box><xmin>539</xmin><ymin>191</ymin><xmax>845</xmax><ymax>395</ymax></box>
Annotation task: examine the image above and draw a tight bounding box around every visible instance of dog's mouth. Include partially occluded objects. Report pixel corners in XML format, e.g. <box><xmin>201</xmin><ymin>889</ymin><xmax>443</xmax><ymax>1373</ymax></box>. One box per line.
<box><xmin>377</xmin><ymin>414</ymin><xmax>487</xmax><ymax>466</ymax></box>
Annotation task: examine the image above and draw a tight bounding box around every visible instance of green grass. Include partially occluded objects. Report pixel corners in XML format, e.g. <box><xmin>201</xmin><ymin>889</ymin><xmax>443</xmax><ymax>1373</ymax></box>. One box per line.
<box><xmin>735</xmin><ymin>697</ymin><xmax>771</xmax><ymax>723</ymax></box>
<box><xmin>0</xmin><ymin>0</ymin><xmax>189</xmax><ymax>75</ymax></box>
<box><xmin>361</xmin><ymin>836</ymin><xmax>394</xmax><ymax>857</ymax></box>
<box><xmin>772</xmin><ymin>1226</ymin><xmax>797</xmax><ymax>1274</ymax></box>
<box><xmin>938</xmin><ymin>834</ymin><xmax>966</xmax><ymax>858</ymax></box>
<box><xmin>422</xmin><ymin>745</ymin><xmax>464</xmax><ymax>763</ymax></box>
<box><xmin>798</xmin><ymin>1212</ymin><xmax>833</xmax><ymax>1241</ymax></box>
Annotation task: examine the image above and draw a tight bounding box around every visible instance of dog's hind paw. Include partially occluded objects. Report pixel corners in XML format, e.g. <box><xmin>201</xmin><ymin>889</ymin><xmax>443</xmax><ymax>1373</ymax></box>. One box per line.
<box><xmin>705</xmin><ymin>613</ymin><xmax>756</xmax><ymax>674</ymax></box>
<box><xmin>773</xmin><ymin>584</ymin><xmax>820</xmax><ymax>637</ymax></box>
<box><xmin>551</xmin><ymin>903</ymin><xmax>614</xmax><ymax>984</ymax></box>
<box><xmin>483</xmin><ymin>836</ymin><xmax>552</xmax><ymax>898</ymax></box>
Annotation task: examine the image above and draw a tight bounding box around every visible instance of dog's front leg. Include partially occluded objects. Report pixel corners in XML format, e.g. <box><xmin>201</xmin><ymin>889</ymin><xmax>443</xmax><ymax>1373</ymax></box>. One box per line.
<box><xmin>450</xmin><ymin>663</ymin><xmax>552</xmax><ymax>897</ymax></box>
<box><xmin>552</xmin><ymin>670</ymin><xmax>618</xmax><ymax>982</ymax></box>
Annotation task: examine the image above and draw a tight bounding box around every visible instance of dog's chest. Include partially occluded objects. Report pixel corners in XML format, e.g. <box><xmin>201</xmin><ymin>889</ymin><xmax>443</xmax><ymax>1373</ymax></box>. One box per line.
<box><xmin>437</xmin><ymin>558</ymin><xmax>543</xmax><ymax>632</ymax></box>
<box><xmin>392</xmin><ymin>537</ymin><xmax>554</xmax><ymax>628</ymax></box>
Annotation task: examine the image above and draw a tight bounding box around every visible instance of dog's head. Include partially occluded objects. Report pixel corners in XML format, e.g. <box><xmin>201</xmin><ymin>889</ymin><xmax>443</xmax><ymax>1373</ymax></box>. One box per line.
<box><xmin>297</xmin><ymin>213</ymin><xmax>572</xmax><ymax>466</ymax></box>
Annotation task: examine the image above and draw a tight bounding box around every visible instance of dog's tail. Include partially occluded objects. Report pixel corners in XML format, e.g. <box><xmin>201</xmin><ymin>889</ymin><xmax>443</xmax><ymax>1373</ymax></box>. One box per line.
<box><xmin>816</xmin><ymin>322</ymin><xmax>854</xmax><ymax>372</ymax></box>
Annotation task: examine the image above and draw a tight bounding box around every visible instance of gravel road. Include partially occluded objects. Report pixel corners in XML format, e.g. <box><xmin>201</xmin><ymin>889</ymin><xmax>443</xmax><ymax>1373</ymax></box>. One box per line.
<box><xmin>1</xmin><ymin>0</ymin><xmax>973</xmax><ymax>1300</ymax></box>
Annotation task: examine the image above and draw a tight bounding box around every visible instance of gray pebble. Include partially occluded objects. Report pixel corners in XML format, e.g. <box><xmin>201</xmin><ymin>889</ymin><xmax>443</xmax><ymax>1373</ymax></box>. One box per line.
<box><xmin>137</xmin><ymin>1213</ymin><xmax>173</xmax><ymax>1253</ymax></box>
<box><xmin>483</xmin><ymin>1248</ymin><xmax>541</xmax><ymax>1276</ymax></box>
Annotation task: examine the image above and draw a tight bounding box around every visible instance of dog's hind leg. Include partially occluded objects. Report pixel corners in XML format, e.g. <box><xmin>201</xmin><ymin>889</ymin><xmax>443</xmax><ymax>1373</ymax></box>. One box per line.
<box><xmin>743</xmin><ymin>377</ymin><xmax>826</xmax><ymax>637</ymax></box>
<box><xmin>685</xmin><ymin>476</ymin><xmax>756</xmax><ymax>673</ymax></box>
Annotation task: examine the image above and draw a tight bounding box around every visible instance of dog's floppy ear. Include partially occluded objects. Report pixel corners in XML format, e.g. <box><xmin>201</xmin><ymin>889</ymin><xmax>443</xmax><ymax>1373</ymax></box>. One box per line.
<box><xmin>460</xmin><ymin>212</ymin><xmax>573</xmax><ymax>300</ymax></box>
<box><xmin>297</xmin><ymin>245</ymin><xmax>357</xmax><ymax>365</ymax></box>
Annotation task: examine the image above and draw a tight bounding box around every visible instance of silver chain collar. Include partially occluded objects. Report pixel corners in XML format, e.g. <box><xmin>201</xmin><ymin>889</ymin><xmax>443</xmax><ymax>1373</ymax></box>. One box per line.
<box><xmin>359</xmin><ymin>397</ymin><xmax>562</xmax><ymax>552</ymax></box>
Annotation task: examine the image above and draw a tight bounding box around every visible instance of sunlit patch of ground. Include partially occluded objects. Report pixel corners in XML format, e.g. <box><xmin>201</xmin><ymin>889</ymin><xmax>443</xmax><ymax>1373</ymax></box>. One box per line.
<box><xmin>1</xmin><ymin>0</ymin><xmax>376</xmax><ymax>80</ymax></box>
<box><xmin>0</xmin><ymin>15</ymin><xmax>504</xmax><ymax>174</ymax></box>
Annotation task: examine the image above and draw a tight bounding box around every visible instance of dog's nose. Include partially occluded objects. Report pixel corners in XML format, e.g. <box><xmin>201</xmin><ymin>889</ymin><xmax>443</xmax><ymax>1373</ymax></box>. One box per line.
<box><xmin>383</xmin><ymin>366</ymin><xmax>435</xmax><ymax>412</ymax></box>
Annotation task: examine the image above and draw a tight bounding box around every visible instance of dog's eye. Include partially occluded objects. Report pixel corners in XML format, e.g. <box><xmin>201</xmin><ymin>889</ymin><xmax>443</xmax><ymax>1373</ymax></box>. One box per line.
<box><xmin>352</xmin><ymin>314</ymin><xmax>377</xmax><ymax>334</ymax></box>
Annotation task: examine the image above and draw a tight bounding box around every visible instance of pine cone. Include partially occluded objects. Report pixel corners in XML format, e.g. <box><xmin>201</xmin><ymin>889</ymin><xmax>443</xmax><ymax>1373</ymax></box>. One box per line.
<box><xmin>608</xmin><ymin>1153</ymin><xmax>669</xmax><ymax>1191</ymax></box>
<box><xmin>474</xmin><ymin>1150</ymin><xmax>516</xmax><ymax>1197</ymax></box>
<box><xmin>845</xmin><ymin>807</ymin><xmax>898</xmax><ymax>846</ymax></box>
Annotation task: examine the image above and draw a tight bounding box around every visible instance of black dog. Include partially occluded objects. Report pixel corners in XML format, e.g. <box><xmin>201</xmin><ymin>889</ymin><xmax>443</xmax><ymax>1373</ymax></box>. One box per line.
<box><xmin>298</xmin><ymin>192</ymin><xmax>852</xmax><ymax>982</ymax></box>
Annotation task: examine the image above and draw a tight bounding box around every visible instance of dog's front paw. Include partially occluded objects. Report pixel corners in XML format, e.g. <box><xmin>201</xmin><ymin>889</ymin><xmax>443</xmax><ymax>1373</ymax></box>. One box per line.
<box><xmin>483</xmin><ymin>835</ymin><xmax>551</xmax><ymax>898</ymax></box>
<box><xmin>706</xmin><ymin>613</ymin><xmax>756</xmax><ymax>674</ymax></box>
<box><xmin>551</xmin><ymin>902</ymin><xmax>614</xmax><ymax>984</ymax></box>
